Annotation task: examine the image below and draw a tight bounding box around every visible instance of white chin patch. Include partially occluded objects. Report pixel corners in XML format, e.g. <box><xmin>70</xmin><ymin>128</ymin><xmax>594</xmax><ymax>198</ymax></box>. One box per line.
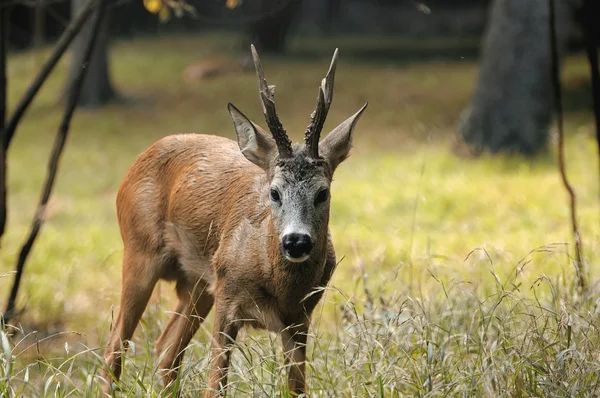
<box><xmin>285</xmin><ymin>254</ymin><xmax>309</xmax><ymax>263</ymax></box>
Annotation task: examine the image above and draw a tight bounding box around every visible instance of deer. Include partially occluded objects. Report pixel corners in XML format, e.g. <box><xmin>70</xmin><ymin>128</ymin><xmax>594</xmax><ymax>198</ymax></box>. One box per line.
<box><xmin>100</xmin><ymin>45</ymin><xmax>367</xmax><ymax>397</ymax></box>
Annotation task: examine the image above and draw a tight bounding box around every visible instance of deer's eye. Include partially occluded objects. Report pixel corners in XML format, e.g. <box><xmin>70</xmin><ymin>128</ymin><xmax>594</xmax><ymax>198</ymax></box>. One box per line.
<box><xmin>270</xmin><ymin>189</ymin><xmax>281</xmax><ymax>203</ymax></box>
<box><xmin>315</xmin><ymin>188</ymin><xmax>329</xmax><ymax>205</ymax></box>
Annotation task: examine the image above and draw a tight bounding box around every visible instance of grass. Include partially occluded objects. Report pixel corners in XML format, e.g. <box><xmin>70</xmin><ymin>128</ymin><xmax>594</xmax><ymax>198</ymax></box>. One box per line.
<box><xmin>0</xmin><ymin>33</ymin><xmax>599</xmax><ymax>396</ymax></box>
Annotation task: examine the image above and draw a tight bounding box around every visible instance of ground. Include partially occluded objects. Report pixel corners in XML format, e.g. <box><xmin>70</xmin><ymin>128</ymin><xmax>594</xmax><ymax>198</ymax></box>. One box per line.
<box><xmin>0</xmin><ymin>34</ymin><xmax>599</xmax><ymax>396</ymax></box>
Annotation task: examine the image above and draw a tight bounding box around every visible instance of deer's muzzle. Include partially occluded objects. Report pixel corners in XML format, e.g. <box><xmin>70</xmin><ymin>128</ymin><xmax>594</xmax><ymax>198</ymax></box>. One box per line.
<box><xmin>281</xmin><ymin>233</ymin><xmax>313</xmax><ymax>262</ymax></box>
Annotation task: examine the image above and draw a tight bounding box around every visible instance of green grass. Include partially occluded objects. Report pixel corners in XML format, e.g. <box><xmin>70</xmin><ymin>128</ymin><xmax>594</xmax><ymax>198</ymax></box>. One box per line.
<box><xmin>1</xmin><ymin>33</ymin><xmax>600</xmax><ymax>396</ymax></box>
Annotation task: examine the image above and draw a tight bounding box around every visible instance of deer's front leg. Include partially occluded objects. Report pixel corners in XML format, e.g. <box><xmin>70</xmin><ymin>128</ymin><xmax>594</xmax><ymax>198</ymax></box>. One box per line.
<box><xmin>206</xmin><ymin>301</ymin><xmax>239</xmax><ymax>398</ymax></box>
<box><xmin>282</xmin><ymin>323</ymin><xmax>309</xmax><ymax>396</ymax></box>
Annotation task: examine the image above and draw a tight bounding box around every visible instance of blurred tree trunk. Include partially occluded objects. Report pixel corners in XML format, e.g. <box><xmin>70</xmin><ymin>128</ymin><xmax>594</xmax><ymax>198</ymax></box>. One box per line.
<box><xmin>458</xmin><ymin>0</ymin><xmax>577</xmax><ymax>155</ymax></box>
<box><xmin>66</xmin><ymin>0</ymin><xmax>116</xmax><ymax>107</ymax></box>
<box><xmin>324</xmin><ymin>0</ymin><xmax>341</xmax><ymax>34</ymax></box>
<box><xmin>34</xmin><ymin>1</ymin><xmax>46</xmax><ymax>48</ymax></box>
<box><xmin>112</xmin><ymin>0</ymin><xmax>135</xmax><ymax>39</ymax></box>
<box><xmin>0</xmin><ymin>1</ymin><xmax>8</xmax><ymax>241</ymax></box>
<box><xmin>245</xmin><ymin>0</ymin><xmax>302</xmax><ymax>54</ymax></box>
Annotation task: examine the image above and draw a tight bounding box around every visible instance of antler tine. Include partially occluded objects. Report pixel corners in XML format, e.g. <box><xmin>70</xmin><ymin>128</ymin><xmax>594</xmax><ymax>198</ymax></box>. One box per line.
<box><xmin>251</xmin><ymin>44</ymin><xmax>293</xmax><ymax>158</ymax></box>
<box><xmin>305</xmin><ymin>48</ymin><xmax>339</xmax><ymax>158</ymax></box>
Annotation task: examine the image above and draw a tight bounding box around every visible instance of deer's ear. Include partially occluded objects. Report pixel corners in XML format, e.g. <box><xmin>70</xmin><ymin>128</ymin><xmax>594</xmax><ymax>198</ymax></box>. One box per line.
<box><xmin>319</xmin><ymin>103</ymin><xmax>368</xmax><ymax>171</ymax></box>
<box><xmin>228</xmin><ymin>103</ymin><xmax>276</xmax><ymax>170</ymax></box>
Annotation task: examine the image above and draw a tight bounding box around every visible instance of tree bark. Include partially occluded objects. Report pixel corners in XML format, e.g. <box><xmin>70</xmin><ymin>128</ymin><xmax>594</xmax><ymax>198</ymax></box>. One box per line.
<box><xmin>580</xmin><ymin>0</ymin><xmax>600</xmax><ymax>177</ymax></box>
<box><xmin>34</xmin><ymin>0</ymin><xmax>46</xmax><ymax>48</ymax></box>
<box><xmin>66</xmin><ymin>0</ymin><xmax>115</xmax><ymax>107</ymax></box>
<box><xmin>458</xmin><ymin>0</ymin><xmax>578</xmax><ymax>155</ymax></box>
<box><xmin>245</xmin><ymin>0</ymin><xmax>302</xmax><ymax>54</ymax></box>
<box><xmin>0</xmin><ymin>1</ymin><xmax>8</xmax><ymax>242</ymax></box>
<box><xmin>324</xmin><ymin>0</ymin><xmax>341</xmax><ymax>34</ymax></box>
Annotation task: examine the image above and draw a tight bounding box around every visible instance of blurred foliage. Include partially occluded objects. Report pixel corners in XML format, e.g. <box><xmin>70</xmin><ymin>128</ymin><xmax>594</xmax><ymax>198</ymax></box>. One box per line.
<box><xmin>143</xmin><ymin>0</ymin><xmax>162</xmax><ymax>14</ymax></box>
<box><xmin>226</xmin><ymin>0</ymin><xmax>241</xmax><ymax>9</ymax></box>
<box><xmin>143</xmin><ymin>0</ymin><xmax>194</xmax><ymax>23</ymax></box>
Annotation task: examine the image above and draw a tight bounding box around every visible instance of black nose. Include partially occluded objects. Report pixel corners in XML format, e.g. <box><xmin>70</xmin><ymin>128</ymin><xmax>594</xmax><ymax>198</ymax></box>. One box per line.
<box><xmin>282</xmin><ymin>233</ymin><xmax>313</xmax><ymax>259</ymax></box>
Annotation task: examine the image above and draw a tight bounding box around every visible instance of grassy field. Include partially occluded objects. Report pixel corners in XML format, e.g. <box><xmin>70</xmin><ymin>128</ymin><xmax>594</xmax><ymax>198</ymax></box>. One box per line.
<box><xmin>1</xmin><ymin>33</ymin><xmax>600</xmax><ymax>396</ymax></box>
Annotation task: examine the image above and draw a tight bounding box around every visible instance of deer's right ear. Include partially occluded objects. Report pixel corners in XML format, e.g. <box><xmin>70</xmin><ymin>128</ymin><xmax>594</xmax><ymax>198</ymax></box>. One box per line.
<box><xmin>319</xmin><ymin>103</ymin><xmax>368</xmax><ymax>172</ymax></box>
<box><xmin>228</xmin><ymin>103</ymin><xmax>276</xmax><ymax>170</ymax></box>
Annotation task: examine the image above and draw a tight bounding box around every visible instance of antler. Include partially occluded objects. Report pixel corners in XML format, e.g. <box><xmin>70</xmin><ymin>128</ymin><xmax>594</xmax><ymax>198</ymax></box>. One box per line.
<box><xmin>251</xmin><ymin>44</ymin><xmax>293</xmax><ymax>158</ymax></box>
<box><xmin>305</xmin><ymin>48</ymin><xmax>338</xmax><ymax>158</ymax></box>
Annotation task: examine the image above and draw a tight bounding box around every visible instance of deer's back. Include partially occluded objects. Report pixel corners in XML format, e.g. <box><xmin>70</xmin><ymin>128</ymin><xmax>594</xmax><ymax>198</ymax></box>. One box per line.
<box><xmin>116</xmin><ymin>134</ymin><xmax>266</xmax><ymax>267</ymax></box>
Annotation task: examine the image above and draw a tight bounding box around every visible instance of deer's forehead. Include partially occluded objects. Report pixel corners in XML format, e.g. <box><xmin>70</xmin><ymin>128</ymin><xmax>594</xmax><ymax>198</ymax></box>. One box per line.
<box><xmin>272</xmin><ymin>157</ymin><xmax>331</xmax><ymax>187</ymax></box>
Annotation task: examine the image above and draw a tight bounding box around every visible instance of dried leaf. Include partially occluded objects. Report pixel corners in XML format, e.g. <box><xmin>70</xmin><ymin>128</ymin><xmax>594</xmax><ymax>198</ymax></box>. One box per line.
<box><xmin>143</xmin><ymin>0</ymin><xmax>162</xmax><ymax>14</ymax></box>
<box><xmin>416</xmin><ymin>3</ymin><xmax>431</xmax><ymax>14</ymax></box>
<box><xmin>226</xmin><ymin>0</ymin><xmax>241</xmax><ymax>9</ymax></box>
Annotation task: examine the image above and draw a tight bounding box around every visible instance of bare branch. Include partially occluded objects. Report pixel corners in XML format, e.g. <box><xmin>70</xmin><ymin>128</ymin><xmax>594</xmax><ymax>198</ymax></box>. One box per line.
<box><xmin>3</xmin><ymin>0</ymin><xmax>107</xmax><ymax>324</ymax></box>
<box><xmin>0</xmin><ymin>0</ymin><xmax>7</xmax><ymax>244</ymax></box>
<box><xmin>549</xmin><ymin>0</ymin><xmax>586</xmax><ymax>290</ymax></box>
<box><xmin>581</xmin><ymin>0</ymin><xmax>600</xmax><ymax>198</ymax></box>
<box><xmin>3</xmin><ymin>0</ymin><xmax>97</xmax><ymax>151</ymax></box>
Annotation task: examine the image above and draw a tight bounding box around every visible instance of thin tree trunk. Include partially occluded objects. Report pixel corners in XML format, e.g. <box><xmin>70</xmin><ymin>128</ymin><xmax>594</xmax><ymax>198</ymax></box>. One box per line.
<box><xmin>66</xmin><ymin>0</ymin><xmax>115</xmax><ymax>107</ymax></box>
<box><xmin>245</xmin><ymin>0</ymin><xmax>302</xmax><ymax>54</ymax></box>
<box><xmin>549</xmin><ymin>0</ymin><xmax>586</xmax><ymax>290</ymax></box>
<box><xmin>580</xmin><ymin>0</ymin><xmax>600</xmax><ymax>187</ymax></box>
<box><xmin>324</xmin><ymin>0</ymin><xmax>341</xmax><ymax>34</ymax></box>
<box><xmin>0</xmin><ymin>0</ymin><xmax>8</xmax><ymax>243</ymax></box>
<box><xmin>34</xmin><ymin>1</ymin><xmax>46</xmax><ymax>48</ymax></box>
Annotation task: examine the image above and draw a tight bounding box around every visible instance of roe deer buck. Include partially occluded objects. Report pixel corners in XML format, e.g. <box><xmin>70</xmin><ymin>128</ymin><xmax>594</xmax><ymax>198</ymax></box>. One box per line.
<box><xmin>101</xmin><ymin>45</ymin><xmax>367</xmax><ymax>397</ymax></box>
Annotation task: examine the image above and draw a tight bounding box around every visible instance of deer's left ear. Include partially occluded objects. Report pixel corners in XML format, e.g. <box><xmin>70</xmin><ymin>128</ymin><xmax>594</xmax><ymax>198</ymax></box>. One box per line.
<box><xmin>319</xmin><ymin>103</ymin><xmax>368</xmax><ymax>171</ymax></box>
<box><xmin>228</xmin><ymin>103</ymin><xmax>276</xmax><ymax>170</ymax></box>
